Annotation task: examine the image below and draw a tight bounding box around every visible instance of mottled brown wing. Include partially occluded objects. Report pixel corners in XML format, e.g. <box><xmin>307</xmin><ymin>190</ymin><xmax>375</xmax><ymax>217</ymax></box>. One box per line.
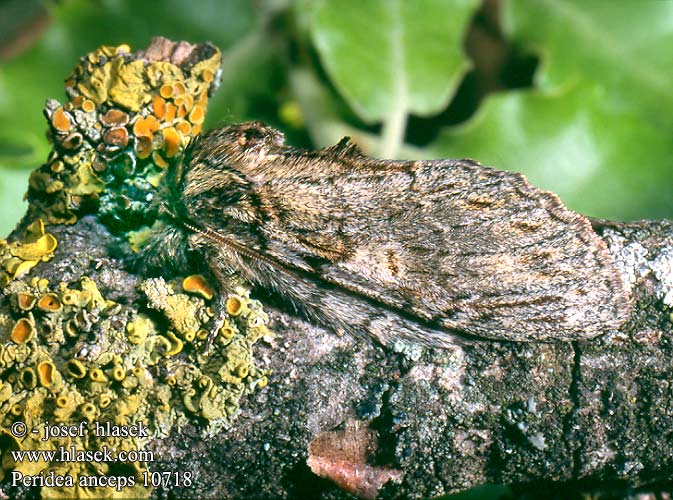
<box><xmin>180</xmin><ymin>125</ymin><xmax>631</xmax><ymax>343</ymax></box>
<box><xmin>251</xmin><ymin>147</ymin><xmax>630</xmax><ymax>342</ymax></box>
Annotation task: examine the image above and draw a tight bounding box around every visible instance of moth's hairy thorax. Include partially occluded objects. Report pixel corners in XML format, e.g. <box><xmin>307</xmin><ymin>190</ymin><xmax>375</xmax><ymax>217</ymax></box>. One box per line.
<box><xmin>134</xmin><ymin>221</ymin><xmax>194</xmax><ymax>276</ymax></box>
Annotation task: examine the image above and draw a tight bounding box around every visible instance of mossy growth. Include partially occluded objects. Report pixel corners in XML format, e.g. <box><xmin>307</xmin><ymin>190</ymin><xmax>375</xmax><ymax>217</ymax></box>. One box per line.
<box><xmin>1</xmin><ymin>39</ymin><xmax>274</xmax><ymax>499</ymax></box>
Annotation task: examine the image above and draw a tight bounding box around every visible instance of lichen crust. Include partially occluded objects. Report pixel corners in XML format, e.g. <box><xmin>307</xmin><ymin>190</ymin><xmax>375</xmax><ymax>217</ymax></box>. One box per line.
<box><xmin>26</xmin><ymin>41</ymin><xmax>222</xmax><ymax>232</ymax></box>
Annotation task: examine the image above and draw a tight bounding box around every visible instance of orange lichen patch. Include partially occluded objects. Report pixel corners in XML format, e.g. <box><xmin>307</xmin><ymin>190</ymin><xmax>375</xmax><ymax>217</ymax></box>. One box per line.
<box><xmin>60</xmin><ymin>133</ymin><xmax>83</xmax><ymax>150</ymax></box>
<box><xmin>11</xmin><ymin>318</ymin><xmax>34</xmax><ymax>344</ymax></box>
<box><xmin>37</xmin><ymin>361</ymin><xmax>56</xmax><ymax>387</ymax></box>
<box><xmin>161</xmin><ymin>127</ymin><xmax>181</xmax><ymax>158</ymax></box>
<box><xmin>133</xmin><ymin>115</ymin><xmax>160</xmax><ymax>137</ymax></box>
<box><xmin>37</xmin><ymin>293</ymin><xmax>62</xmax><ymax>312</ymax></box>
<box><xmin>17</xmin><ymin>293</ymin><xmax>37</xmax><ymax>311</ymax></box>
<box><xmin>50</xmin><ymin>160</ymin><xmax>65</xmax><ymax>174</ymax></box>
<box><xmin>103</xmin><ymin>127</ymin><xmax>129</xmax><ymax>148</ymax></box>
<box><xmin>182</xmin><ymin>275</ymin><xmax>214</xmax><ymax>300</ymax></box>
<box><xmin>51</xmin><ymin>108</ymin><xmax>72</xmax><ymax>132</ymax></box>
<box><xmin>173</xmin><ymin>82</ymin><xmax>186</xmax><ymax>96</ymax></box>
<box><xmin>188</xmin><ymin>105</ymin><xmax>205</xmax><ymax>125</ymax></box>
<box><xmin>152</xmin><ymin>151</ymin><xmax>169</xmax><ymax>169</ymax></box>
<box><xmin>70</xmin><ymin>96</ymin><xmax>84</xmax><ymax>108</ymax></box>
<box><xmin>202</xmin><ymin>69</ymin><xmax>215</xmax><ymax>83</ymax></box>
<box><xmin>164</xmin><ymin>102</ymin><xmax>177</xmax><ymax>122</ymax></box>
<box><xmin>81</xmin><ymin>99</ymin><xmax>96</xmax><ymax>113</ymax></box>
<box><xmin>159</xmin><ymin>84</ymin><xmax>174</xmax><ymax>99</ymax></box>
<box><xmin>176</xmin><ymin>120</ymin><xmax>191</xmax><ymax>136</ymax></box>
<box><xmin>100</xmin><ymin>108</ymin><xmax>130</xmax><ymax>127</ymax></box>
<box><xmin>135</xmin><ymin>136</ymin><xmax>154</xmax><ymax>159</ymax></box>
<box><xmin>152</xmin><ymin>95</ymin><xmax>167</xmax><ymax>119</ymax></box>
<box><xmin>225</xmin><ymin>296</ymin><xmax>244</xmax><ymax>317</ymax></box>
<box><xmin>176</xmin><ymin>104</ymin><xmax>187</xmax><ymax>119</ymax></box>
<box><xmin>182</xmin><ymin>94</ymin><xmax>194</xmax><ymax>110</ymax></box>
<box><xmin>192</xmin><ymin>123</ymin><xmax>202</xmax><ymax>136</ymax></box>
<box><xmin>174</xmin><ymin>94</ymin><xmax>194</xmax><ymax>111</ymax></box>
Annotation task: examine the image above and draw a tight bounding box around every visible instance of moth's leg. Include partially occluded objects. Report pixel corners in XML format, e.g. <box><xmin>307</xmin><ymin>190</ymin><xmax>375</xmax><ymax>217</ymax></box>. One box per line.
<box><xmin>204</xmin><ymin>295</ymin><xmax>227</xmax><ymax>354</ymax></box>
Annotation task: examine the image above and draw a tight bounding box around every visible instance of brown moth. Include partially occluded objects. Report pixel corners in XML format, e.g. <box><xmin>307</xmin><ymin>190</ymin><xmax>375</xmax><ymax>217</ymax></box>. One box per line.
<box><xmin>139</xmin><ymin>122</ymin><xmax>631</xmax><ymax>349</ymax></box>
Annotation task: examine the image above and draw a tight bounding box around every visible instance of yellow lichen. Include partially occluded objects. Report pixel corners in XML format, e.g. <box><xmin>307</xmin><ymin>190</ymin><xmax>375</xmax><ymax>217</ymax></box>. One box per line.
<box><xmin>66</xmin><ymin>359</ymin><xmax>87</xmax><ymax>379</ymax></box>
<box><xmin>126</xmin><ymin>314</ymin><xmax>153</xmax><ymax>345</ymax></box>
<box><xmin>89</xmin><ymin>368</ymin><xmax>108</xmax><ymax>383</ymax></box>
<box><xmin>219</xmin><ymin>321</ymin><xmax>236</xmax><ymax>340</ymax></box>
<box><xmin>110</xmin><ymin>364</ymin><xmax>125</xmax><ymax>381</ymax></box>
<box><xmin>10</xmin><ymin>318</ymin><xmax>34</xmax><ymax>344</ymax></box>
<box><xmin>27</xmin><ymin>40</ymin><xmax>221</xmax><ymax>227</ymax></box>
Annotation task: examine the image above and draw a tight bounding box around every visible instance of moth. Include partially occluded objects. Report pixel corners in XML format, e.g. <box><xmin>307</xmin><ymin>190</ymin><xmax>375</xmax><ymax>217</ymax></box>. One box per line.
<box><xmin>138</xmin><ymin>122</ymin><xmax>631</xmax><ymax>349</ymax></box>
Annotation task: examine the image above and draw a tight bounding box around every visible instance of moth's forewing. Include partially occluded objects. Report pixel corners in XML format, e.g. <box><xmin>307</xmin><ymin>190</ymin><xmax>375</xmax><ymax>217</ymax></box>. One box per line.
<box><xmin>178</xmin><ymin>124</ymin><xmax>631</xmax><ymax>345</ymax></box>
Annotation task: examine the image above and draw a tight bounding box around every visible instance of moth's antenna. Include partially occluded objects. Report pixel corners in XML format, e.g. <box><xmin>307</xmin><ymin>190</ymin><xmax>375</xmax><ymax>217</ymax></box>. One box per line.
<box><xmin>180</xmin><ymin>220</ymin><xmax>311</xmax><ymax>284</ymax></box>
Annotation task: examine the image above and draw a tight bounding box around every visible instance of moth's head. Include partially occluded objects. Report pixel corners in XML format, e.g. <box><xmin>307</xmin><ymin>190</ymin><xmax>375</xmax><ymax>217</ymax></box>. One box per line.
<box><xmin>192</xmin><ymin>122</ymin><xmax>285</xmax><ymax>164</ymax></box>
<box><xmin>170</xmin><ymin>123</ymin><xmax>276</xmax><ymax>225</ymax></box>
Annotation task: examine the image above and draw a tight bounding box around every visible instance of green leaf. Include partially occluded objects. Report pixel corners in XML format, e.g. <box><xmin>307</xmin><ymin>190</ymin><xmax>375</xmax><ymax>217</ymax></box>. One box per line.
<box><xmin>0</xmin><ymin>169</ymin><xmax>29</xmax><ymax>235</ymax></box>
<box><xmin>431</xmin><ymin>81</ymin><xmax>673</xmax><ymax>221</ymax></box>
<box><xmin>504</xmin><ymin>0</ymin><xmax>673</xmax><ymax>127</ymax></box>
<box><xmin>309</xmin><ymin>0</ymin><xmax>479</xmax><ymax>123</ymax></box>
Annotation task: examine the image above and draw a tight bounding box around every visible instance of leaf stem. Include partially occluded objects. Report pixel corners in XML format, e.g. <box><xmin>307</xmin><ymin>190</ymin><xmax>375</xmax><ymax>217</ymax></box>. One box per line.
<box><xmin>380</xmin><ymin>95</ymin><xmax>408</xmax><ymax>159</ymax></box>
<box><xmin>379</xmin><ymin>0</ymin><xmax>407</xmax><ymax>159</ymax></box>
